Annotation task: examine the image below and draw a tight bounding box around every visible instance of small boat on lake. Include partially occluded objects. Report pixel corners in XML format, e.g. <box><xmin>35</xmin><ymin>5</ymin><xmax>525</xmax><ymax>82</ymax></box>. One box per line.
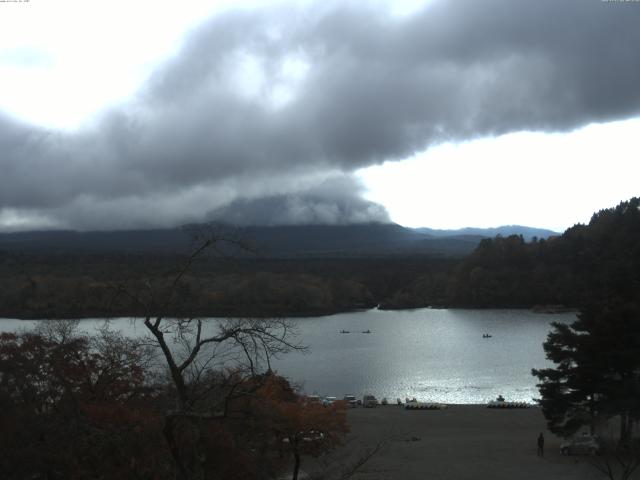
<box><xmin>482</xmin><ymin>333</ymin><xmax>492</xmax><ymax>338</ymax></box>
<box><xmin>340</xmin><ymin>330</ymin><xmax>350</xmax><ymax>334</ymax></box>
<box><xmin>362</xmin><ymin>329</ymin><xmax>371</xmax><ymax>334</ymax></box>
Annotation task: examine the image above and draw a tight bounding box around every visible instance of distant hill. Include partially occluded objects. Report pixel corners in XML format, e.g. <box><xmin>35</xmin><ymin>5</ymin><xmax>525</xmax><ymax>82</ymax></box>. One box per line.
<box><xmin>0</xmin><ymin>223</ymin><xmax>556</xmax><ymax>258</ymax></box>
<box><xmin>0</xmin><ymin>229</ymin><xmax>192</xmax><ymax>255</ymax></box>
<box><xmin>415</xmin><ymin>225</ymin><xmax>559</xmax><ymax>241</ymax></box>
<box><xmin>240</xmin><ymin>224</ymin><xmax>481</xmax><ymax>257</ymax></box>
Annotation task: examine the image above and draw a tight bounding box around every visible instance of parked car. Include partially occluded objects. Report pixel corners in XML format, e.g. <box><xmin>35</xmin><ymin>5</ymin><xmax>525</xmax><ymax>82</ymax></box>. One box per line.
<box><xmin>282</xmin><ymin>430</ymin><xmax>325</xmax><ymax>444</ymax></box>
<box><xmin>363</xmin><ymin>394</ymin><xmax>378</xmax><ymax>408</ymax></box>
<box><xmin>560</xmin><ymin>434</ymin><xmax>603</xmax><ymax>456</ymax></box>
<box><xmin>302</xmin><ymin>430</ymin><xmax>325</xmax><ymax>443</ymax></box>
<box><xmin>322</xmin><ymin>396</ymin><xmax>337</xmax><ymax>407</ymax></box>
<box><xmin>343</xmin><ymin>395</ymin><xmax>358</xmax><ymax>408</ymax></box>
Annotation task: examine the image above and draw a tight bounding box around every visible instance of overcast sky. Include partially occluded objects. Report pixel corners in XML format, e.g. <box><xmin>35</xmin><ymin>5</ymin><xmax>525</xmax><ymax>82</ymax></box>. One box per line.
<box><xmin>0</xmin><ymin>0</ymin><xmax>638</xmax><ymax>233</ymax></box>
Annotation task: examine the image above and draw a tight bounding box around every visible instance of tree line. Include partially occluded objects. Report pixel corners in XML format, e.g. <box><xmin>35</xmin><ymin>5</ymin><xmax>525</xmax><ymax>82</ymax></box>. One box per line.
<box><xmin>0</xmin><ymin>253</ymin><xmax>456</xmax><ymax>319</ymax></box>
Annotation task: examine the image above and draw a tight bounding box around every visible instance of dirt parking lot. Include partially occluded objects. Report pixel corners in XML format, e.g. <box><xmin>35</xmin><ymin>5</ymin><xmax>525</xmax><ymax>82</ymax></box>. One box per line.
<box><xmin>329</xmin><ymin>405</ymin><xmax>603</xmax><ymax>480</ymax></box>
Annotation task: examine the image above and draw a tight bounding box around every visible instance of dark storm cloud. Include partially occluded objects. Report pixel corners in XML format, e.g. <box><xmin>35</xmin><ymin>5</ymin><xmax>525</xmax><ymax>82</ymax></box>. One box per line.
<box><xmin>1</xmin><ymin>0</ymin><xmax>639</xmax><ymax>229</ymax></box>
<box><xmin>207</xmin><ymin>176</ymin><xmax>390</xmax><ymax>226</ymax></box>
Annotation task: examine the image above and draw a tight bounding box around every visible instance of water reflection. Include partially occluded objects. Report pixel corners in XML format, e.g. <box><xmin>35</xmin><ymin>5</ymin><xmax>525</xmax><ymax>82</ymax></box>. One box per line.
<box><xmin>0</xmin><ymin>308</ymin><xmax>574</xmax><ymax>404</ymax></box>
<box><xmin>270</xmin><ymin>308</ymin><xmax>574</xmax><ymax>404</ymax></box>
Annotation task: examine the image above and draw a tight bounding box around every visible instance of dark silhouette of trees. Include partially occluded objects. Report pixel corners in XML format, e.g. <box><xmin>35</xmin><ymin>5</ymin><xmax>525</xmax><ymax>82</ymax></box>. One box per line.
<box><xmin>0</xmin><ymin>324</ymin><xmax>167</xmax><ymax>479</ymax></box>
<box><xmin>447</xmin><ymin>233</ymin><xmax>582</xmax><ymax>308</ymax></box>
<box><xmin>447</xmin><ymin>197</ymin><xmax>640</xmax><ymax>309</ymax></box>
<box><xmin>533</xmin><ymin>198</ymin><xmax>640</xmax><ymax>443</ymax></box>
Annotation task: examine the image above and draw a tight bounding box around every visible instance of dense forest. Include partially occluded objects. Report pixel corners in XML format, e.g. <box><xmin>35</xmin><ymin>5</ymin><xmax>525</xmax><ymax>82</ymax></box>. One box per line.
<box><xmin>0</xmin><ymin>253</ymin><xmax>455</xmax><ymax>318</ymax></box>
<box><xmin>531</xmin><ymin>198</ymin><xmax>640</xmax><ymax>453</ymax></box>
<box><xmin>447</xmin><ymin>197</ymin><xmax>640</xmax><ymax>308</ymax></box>
<box><xmin>0</xmin><ymin>198</ymin><xmax>637</xmax><ymax>318</ymax></box>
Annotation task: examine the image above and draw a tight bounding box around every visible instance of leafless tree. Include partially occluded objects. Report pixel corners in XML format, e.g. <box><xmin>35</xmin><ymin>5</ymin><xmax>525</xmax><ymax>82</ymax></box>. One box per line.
<box><xmin>34</xmin><ymin>318</ymin><xmax>81</xmax><ymax>345</ymax></box>
<box><xmin>109</xmin><ymin>225</ymin><xmax>305</xmax><ymax>480</ymax></box>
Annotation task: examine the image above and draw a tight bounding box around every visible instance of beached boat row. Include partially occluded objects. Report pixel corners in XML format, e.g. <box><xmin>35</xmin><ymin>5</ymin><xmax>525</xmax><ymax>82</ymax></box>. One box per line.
<box><xmin>404</xmin><ymin>402</ymin><xmax>449</xmax><ymax>410</ymax></box>
<box><xmin>487</xmin><ymin>400</ymin><xmax>531</xmax><ymax>409</ymax></box>
<box><xmin>309</xmin><ymin>393</ymin><xmax>532</xmax><ymax>410</ymax></box>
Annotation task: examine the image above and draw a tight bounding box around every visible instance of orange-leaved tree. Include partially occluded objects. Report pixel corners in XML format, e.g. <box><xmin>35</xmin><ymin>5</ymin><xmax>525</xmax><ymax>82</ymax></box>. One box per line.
<box><xmin>253</xmin><ymin>374</ymin><xmax>350</xmax><ymax>480</ymax></box>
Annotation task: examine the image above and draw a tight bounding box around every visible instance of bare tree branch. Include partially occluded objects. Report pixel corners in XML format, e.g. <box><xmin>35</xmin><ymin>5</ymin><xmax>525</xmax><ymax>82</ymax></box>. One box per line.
<box><xmin>589</xmin><ymin>442</ymin><xmax>640</xmax><ymax>480</ymax></box>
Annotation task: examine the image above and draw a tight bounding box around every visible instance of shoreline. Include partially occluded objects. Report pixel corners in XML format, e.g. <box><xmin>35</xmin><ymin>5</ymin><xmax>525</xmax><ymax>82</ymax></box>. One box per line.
<box><xmin>0</xmin><ymin>304</ymin><xmax>576</xmax><ymax>321</ymax></box>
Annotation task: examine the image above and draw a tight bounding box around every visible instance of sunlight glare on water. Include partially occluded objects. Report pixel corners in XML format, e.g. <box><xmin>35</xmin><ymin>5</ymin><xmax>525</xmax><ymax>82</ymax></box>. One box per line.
<box><xmin>0</xmin><ymin>308</ymin><xmax>574</xmax><ymax>404</ymax></box>
<box><xmin>270</xmin><ymin>308</ymin><xmax>574</xmax><ymax>404</ymax></box>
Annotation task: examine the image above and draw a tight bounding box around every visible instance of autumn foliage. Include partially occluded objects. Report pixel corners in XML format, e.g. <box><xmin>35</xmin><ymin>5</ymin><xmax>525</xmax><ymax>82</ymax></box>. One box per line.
<box><xmin>0</xmin><ymin>329</ymin><xmax>172</xmax><ymax>479</ymax></box>
<box><xmin>252</xmin><ymin>374</ymin><xmax>350</xmax><ymax>479</ymax></box>
<box><xmin>0</xmin><ymin>329</ymin><xmax>349</xmax><ymax>480</ymax></box>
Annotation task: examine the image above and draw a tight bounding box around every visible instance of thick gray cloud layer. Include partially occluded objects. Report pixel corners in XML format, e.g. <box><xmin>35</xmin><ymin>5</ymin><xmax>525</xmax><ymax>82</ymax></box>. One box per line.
<box><xmin>1</xmin><ymin>0</ymin><xmax>639</xmax><ymax>230</ymax></box>
<box><xmin>207</xmin><ymin>176</ymin><xmax>390</xmax><ymax>226</ymax></box>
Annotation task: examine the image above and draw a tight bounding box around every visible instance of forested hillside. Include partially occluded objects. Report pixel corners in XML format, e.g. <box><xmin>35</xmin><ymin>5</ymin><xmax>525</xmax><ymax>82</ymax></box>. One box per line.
<box><xmin>0</xmin><ymin>198</ymin><xmax>637</xmax><ymax>318</ymax></box>
<box><xmin>444</xmin><ymin>197</ymin><xmax>640</xmax><ymax>308</ymax></box>
<box><xmin>0</xmin><ymin>254</ymin><xmax>455</xmax><ymax>319</ymax></box>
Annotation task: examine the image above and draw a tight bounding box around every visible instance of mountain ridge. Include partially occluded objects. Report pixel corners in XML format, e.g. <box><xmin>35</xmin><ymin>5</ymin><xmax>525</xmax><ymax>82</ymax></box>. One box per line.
<box><xmin>0</xmin><ymin>223</ymin><xmax>560</xmax><ymax>257</ymax></box>
<box><xmin>415</xmin><ymin>225</ymin><xmax>558</xmax><ymax>241</ymax></box>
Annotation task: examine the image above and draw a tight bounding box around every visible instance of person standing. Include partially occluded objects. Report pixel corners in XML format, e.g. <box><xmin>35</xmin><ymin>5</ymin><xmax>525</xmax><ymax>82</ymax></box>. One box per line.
<box><xmin>537</xmin><ymin>432</ymin><xmax>545</xmax><ymax>457</ymax></box>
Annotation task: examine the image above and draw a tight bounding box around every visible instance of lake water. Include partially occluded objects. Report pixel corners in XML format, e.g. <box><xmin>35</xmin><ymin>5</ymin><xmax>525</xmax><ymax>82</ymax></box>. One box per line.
<box><xmin>0</xmin><ymin>308</ymin><xmax>574</xmax><ymax>404</ymax></box>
